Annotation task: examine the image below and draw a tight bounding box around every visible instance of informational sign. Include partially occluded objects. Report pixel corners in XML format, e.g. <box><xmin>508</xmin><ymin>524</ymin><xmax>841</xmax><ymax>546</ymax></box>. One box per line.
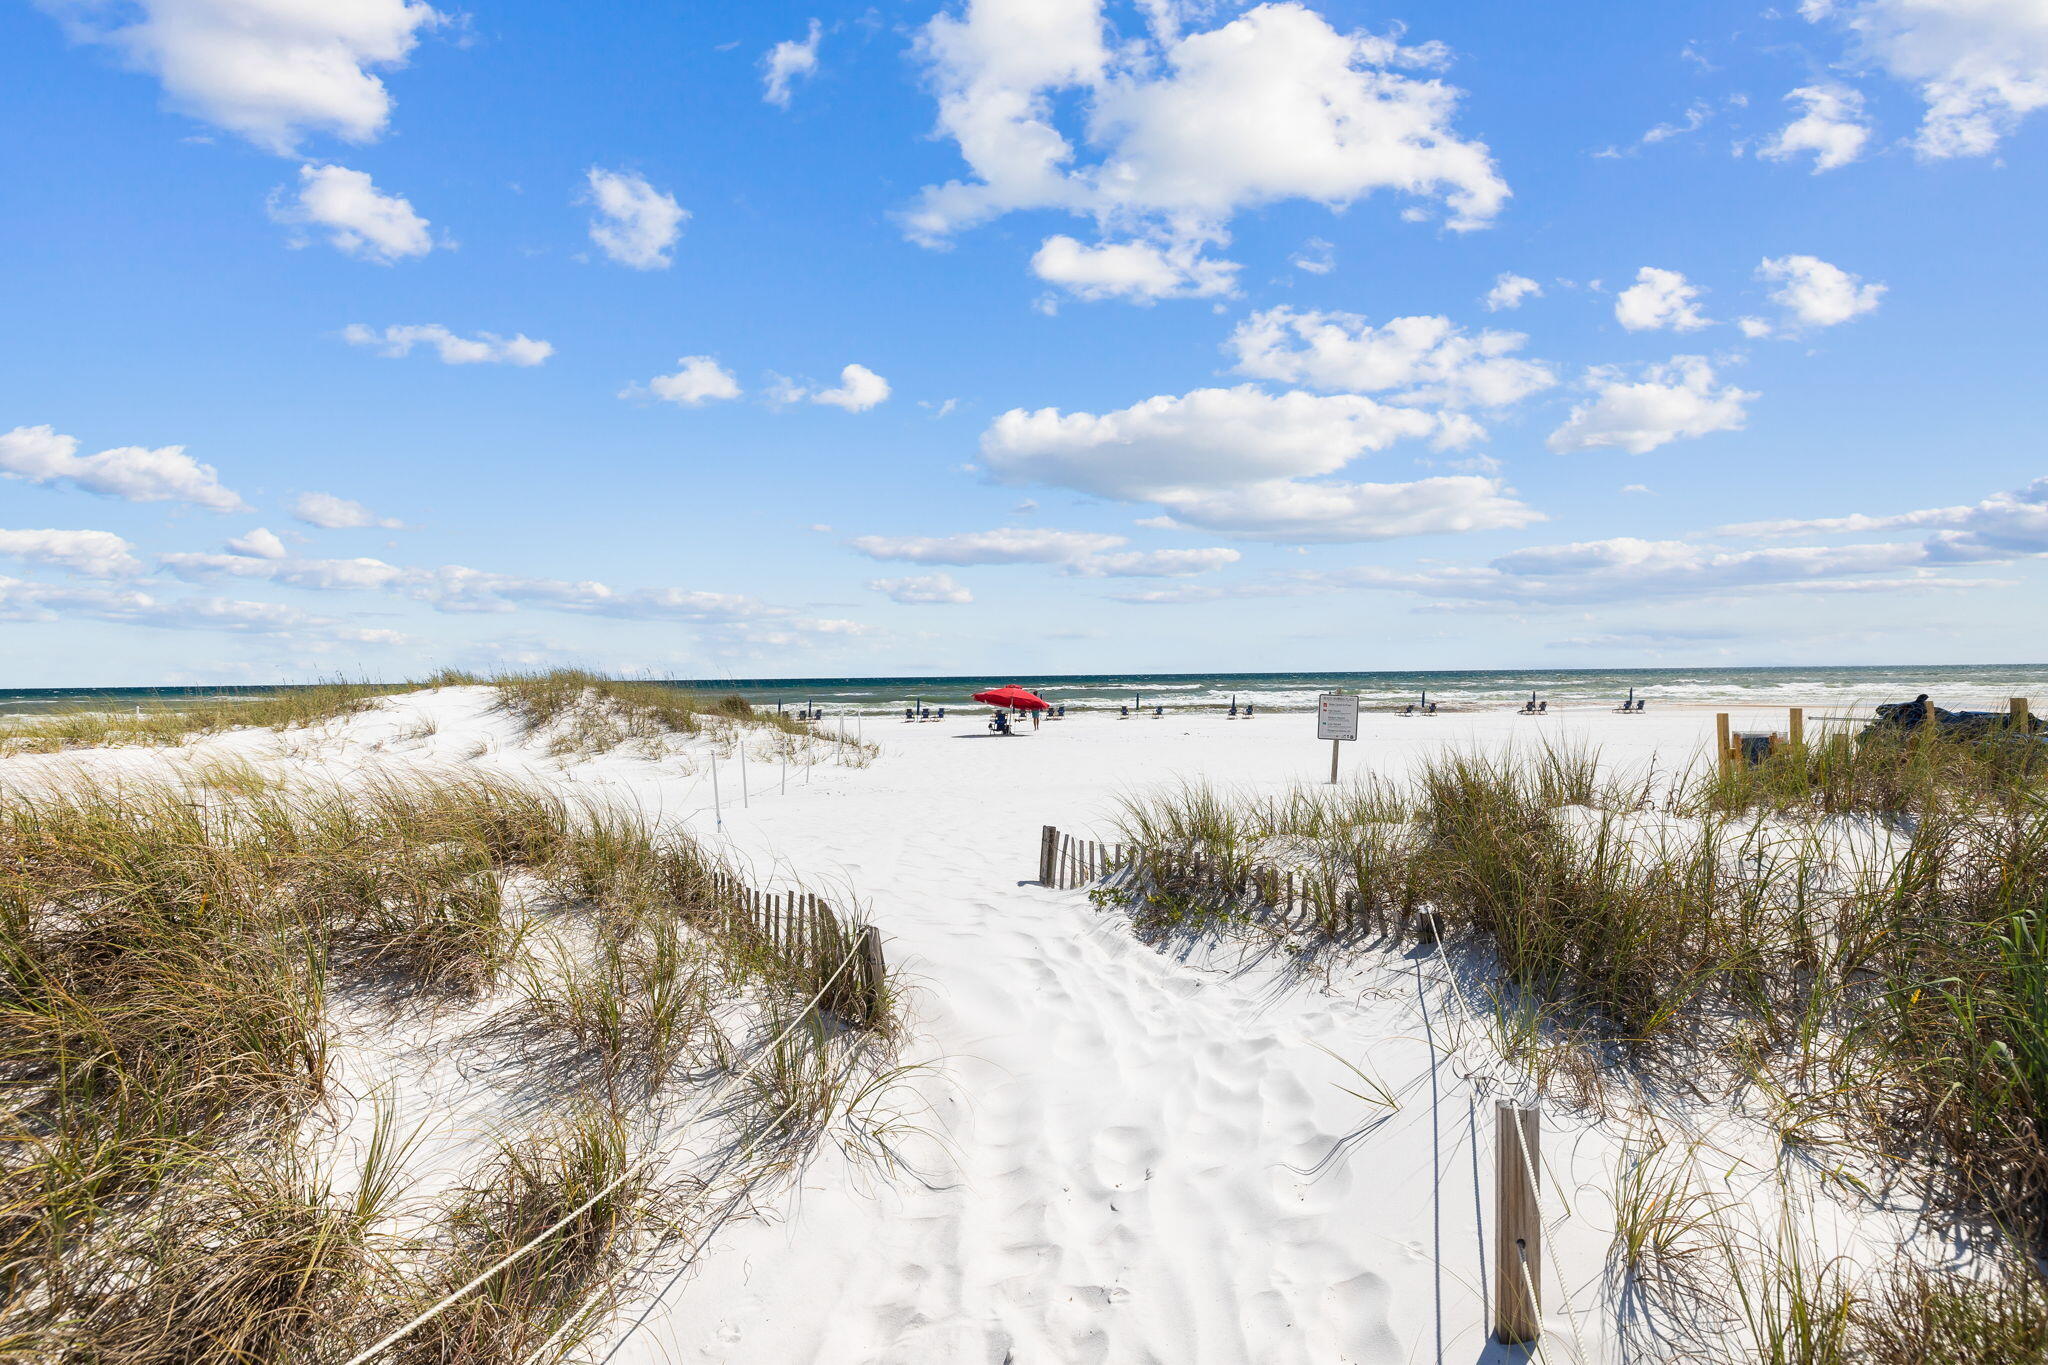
<box><xmin>1316</xmin><ymin>692</ymin><xmax>1359</xmax><ymax>742</ymax></box>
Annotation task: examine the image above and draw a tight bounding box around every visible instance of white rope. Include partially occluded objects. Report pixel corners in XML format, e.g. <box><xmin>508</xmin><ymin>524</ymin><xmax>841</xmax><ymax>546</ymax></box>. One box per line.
<box><xmin>342</xmin><ymin>940</ymin><xmax>868</xmax><ymax>1365</ymax></box>
<box><xmin>532</xmin><ymin>1031</ymin><xmax>890</xmax><ymax>1365</ymax></box>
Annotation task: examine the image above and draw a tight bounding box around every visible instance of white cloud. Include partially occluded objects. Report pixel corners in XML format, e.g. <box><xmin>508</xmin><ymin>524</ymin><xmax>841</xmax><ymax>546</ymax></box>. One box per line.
<box><xmin>851</xmin><ymin>526</ymin><xmax>1244</xmax><ymax>576</ymax></box>
<box><xmin>630</xmin><ymin>356</ymin><xmax>743</xmax><ymax>407</ymax></box>
<box><xmin>342</xmin><ymin>323</ymin><xmax>553</xmax><ymax>365</ymax></box>
<box><xmin>763</xmin><ymin>18</ymin><xmax>822</xmax><ymax>108</ymax></box>
<box><xmin>810</xmin><ymin>363</ymin><xmax>892</xmax><ymax>412</ymax></box>
<box><xmin>161</xmin><ymin>551</ymin><xmax>408</xmax><ymax>592</ymax></box>
<box><xmin>0</xmin><ymin>528</ymin><xmax>144</xmax><ymax>578</ymax></box>
<box><xmin>290</xmin><ymin>491</ymin><xmax>403</xmax><ymax>529</ymax></box>
<box><xmin>1031</xmin><ymin>234</ymin><xmax>1239</xmax><ymax>301</ymax></box>
<box><xmin>849</xmin><ymin>528</ymin><xmax>1127</xmax><ymax>565</ymax></box>
<box><xmin>584</xmin><ymin>168</ymin><xmax>687</xmax><ymax>270</ymax></box>
<box><xmin>1131</xmin><ymin>476</ymin><xmax>1541</xmax><ymax>543</ymax></box>
<box><xmin>1718</xmin><ymin>477</ymin><xmax>2048</xmax><ymax>561</ymax></box>
<box><xmin>1613</xmin><ymin>266</ymin><xmax>1710</xmax><ymax>332</ymax></box>
<box><xmin>1737</xmin><ymin>316</ymin><xmax>1775</xmax><ymax>339</ymax></box>
<box><xmin>1757</xmin><ymin>254</ymin><xmax>1886</xmax><ymax>328</ymax></box>
<box><xmin>226</xmin><ymin>527</ymin><xmax>289</xmax><ymax>559</ymax></box>
<box><xmin>1484</xmin><ymin>272</ymin><xmax>1542</xmax><ymax>311</ymax></box>
<box><xmin>40</xmin><ymin>0</ymin><xmax>441</xmax><ymax>155</ymax></box>
<box><xmin>979</xmin><ymin>384</ymin><xmax>1536</xmax><ymax>542</ymax></box>
<box><xmin>1290</xmin><ymin>237</ymin><xmax>1335</xmax><ymax>274</ymax></box>
<box><xmin>1072</xmin><ymin>547</ymin><xmax>1242</xmax><ymax>576</ymax></box>
<box><xmin>0</xmin><ymin>575</ymin><xmax>403</xmax><ymax>641</ymax></box>
<box><xmin>1807</xmin><ymin>0</ymin><xmax>2048</xmax><ymax>158</ymax></box>
<box><xmin>1226</xmin><ymin>306</ymin><xmax>1555</xmax><ymax>408</ymax></box>
<box><xmin>0</xmin><ymin>424</ymin><xmax>248</xmax><ymax>512</ymax></box>
<box><xmin>1547</xmin><ymin>356</ymin><xmax>1756</xmax><ymax>455</ymax></box>
<box><xmin>1760</xmin><ymin>84</ymin><xmax>1872</xmax><ymax>171</ymax></box>
<box><xmin>986</xmin><ymin>384</ymin><xmax>1469</xmax><ymax>498</ymax></box>
<box><xmin>270</xmin><ymin>164</ymin><xmax>433</xmax><ymax>263</ymax></box>
<box><xmin>907</xmin><ymin>0</ymin><xmax>1506</xmax><ymax>290</ymax></box>
<box><xmin>869</xmin><ymin>572</ymin><xmax>973</xmax><ymax>604</ymax></box>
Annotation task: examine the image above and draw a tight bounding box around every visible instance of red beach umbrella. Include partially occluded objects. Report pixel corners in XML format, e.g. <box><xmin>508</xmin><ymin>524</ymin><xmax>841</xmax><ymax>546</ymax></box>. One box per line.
<box><xmin>971</xmin><ymin>684</ymin><xmax>1050</xmax><ymax>711</ymax></box>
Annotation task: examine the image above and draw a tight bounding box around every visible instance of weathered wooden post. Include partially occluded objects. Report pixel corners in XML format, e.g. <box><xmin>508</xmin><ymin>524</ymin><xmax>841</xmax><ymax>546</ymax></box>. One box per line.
<box><xmin>1715</xmin><ymin>712</ymin><xmax>1732</xmax><ymax>779</ymax></box>
<box><xmin>2013</xmin><ymin>697</ymin><xmax>2032</xmax><ymax>728</ymax></box>
<box><xmin>1495</xmin><ymin>1101</ymin><xmax>1542</xmax><ymax>1345</ymax></box>
<box><xmin>1040</xmin><ymin>825</ymin><xmax>1058</xmax><ymax>886</ymax></box>
<box><xmin>1788</xmin><ymin>707</ymin><xmax>1804</xmax><ymax>749</ymax></box>
<box><xmin>857</xmin><ymin>924</ymin><xmax>886</xmax><ymax>1023</ymax></box>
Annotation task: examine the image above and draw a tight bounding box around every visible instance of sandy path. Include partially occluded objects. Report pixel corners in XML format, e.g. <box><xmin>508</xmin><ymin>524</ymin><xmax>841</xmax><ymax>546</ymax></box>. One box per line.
<box><xmin>603</xmin><ymin>708</ymin><xmax>1695</xmax><ymax>1364</ymax></box>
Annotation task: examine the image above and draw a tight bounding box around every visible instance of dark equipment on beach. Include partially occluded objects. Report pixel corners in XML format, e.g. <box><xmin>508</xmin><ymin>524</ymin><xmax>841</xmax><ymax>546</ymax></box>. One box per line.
<box><xmin>1863</xmin><ymin>694</ymin><xmax>2046</xmax><ymax>742</ymax></box>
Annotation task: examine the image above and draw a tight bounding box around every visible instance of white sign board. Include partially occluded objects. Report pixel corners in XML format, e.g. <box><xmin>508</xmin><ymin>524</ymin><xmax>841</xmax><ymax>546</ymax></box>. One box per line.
<box><xmin>1316</xmin><ymin>692</ymin><xmax>1359</xmax><ymax>742</ymax></box>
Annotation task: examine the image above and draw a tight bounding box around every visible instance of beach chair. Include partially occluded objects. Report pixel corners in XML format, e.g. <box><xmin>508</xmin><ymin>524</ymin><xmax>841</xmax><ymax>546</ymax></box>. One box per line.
<box><xmin>1537</xmin><ymin>700</ymin><xmax>1548</xmax><ymax>714</ymax></box>
<box><xmin>1119</xmin><ymin>705</ymin><xmax>1129</xmax><ymax>719</ymax></box>
<box><xmin>1153</xmin><ymin>706</ymin><xmax>1163</xmax><ymax>718</ymax></box>
<box><xmin>1227</xmin><ymin>702</ymin><xmax>1239</xmax><ymax>719</ymax></box>
<box><xmin>936</xmin><ymin>707</ymin><xmax>945</xmax><ymax>720</ymax></box>
<box><xmin>1400</xmin><ymin>704</ymin><xmax>1415</xmax><ymax>716</ymax></box>
<box><xmin>1426</xmin><ymin>702</ymin><xmax>1439</xmax><ymax>715</ymax></box>
<box><xmin>1245</xmin><ymin>703</ymin><xmax>1255</xmax><ymax>718</ymax></box>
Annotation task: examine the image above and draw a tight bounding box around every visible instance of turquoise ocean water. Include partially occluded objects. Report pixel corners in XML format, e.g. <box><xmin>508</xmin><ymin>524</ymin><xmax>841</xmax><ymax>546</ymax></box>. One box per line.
<box><xmin>4</xmin><ymin>664</ymin><xmax>2045</xmax><ymax>718</ymax></box>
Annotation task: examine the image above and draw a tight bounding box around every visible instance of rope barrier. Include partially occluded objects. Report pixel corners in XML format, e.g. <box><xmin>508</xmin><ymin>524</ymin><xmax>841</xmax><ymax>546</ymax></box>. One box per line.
<box><xmin>341</xmin><ymin>940</ymin><xmax>868</xmax><ymax>1365</ymax></box>
<box><xmin>1423</xmin><ymin>925</ymin><xmax>1589</xmax><ymax>1362</ymax></box>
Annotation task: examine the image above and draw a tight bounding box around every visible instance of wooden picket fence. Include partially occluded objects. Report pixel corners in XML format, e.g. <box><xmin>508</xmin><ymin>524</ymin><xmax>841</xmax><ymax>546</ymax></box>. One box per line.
<box><xmin>1039</xmin><ymin>825</ymin><xmax>1132</xmax><ymax>890</ymax></box>
<box><xmin>706</xmin><ymin>868</ymin><xmax>887</xmax><ymax>1023</ymax></box>
<box><xmin>1038</xmin><ymin>824</ymin><xmax>1414</xmax><ymax>939</ymax></box>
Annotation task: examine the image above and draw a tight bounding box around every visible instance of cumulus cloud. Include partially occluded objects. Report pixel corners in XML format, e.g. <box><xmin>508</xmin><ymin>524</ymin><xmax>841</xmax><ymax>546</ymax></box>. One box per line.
<box><xmin>1484</xmin><ymin>272</ymin><xmax>1542</xmax><ymax>311</ymax></box>
<box><xmin>226</xmin><ymin>527</ymin><xmax>289</xmax><ymax>559</ymax></box>
<box><xmin>584</xmin><ymin>168</ymin><xmax>687</xmax><ymax>270</ymax></box>
<box><xmin>1614</xmin><ymin>266</ymin><xmax>1711</xmax><ymax>332</ymax></box>
<box><xmin>1226</xmin><ymin>306</ymin><xmax>1555</xmax><ymax>408</ymax></box>
<box><xmin>869</xmin><ymin>572</ymin><xmax>972</xmax><ymax>604</ymax></box>
<box><xmin>0</xmin><ymin>528</ymin><xmax>144</xmax><ymax>578</ymax></box>
<box><xmin>290</xmin><ymin>491</ymin><xmax>403</xmax><ymax>530</ymax></box>
<box><xmin>907</xmin><ymin>0</ymin><xmax>1506</xmax><ymax>294</ymax></box>
<box><xmin>810</xmin><ymin>363</ymin><xmax>892</xmax><ymax>412</ymax></box>
<box><xmin>1547</xmin><ymin>356</ymin><xmax>1755</xmax><ymax>455</ymax></box>
<box><xmin>1130</xmin><ymin>476</ymin><xmax>1541</xmax><ymax>543</ymax></box>
<box><xmin>763</xmin><ymin>19</ymin><xmax>822</xmax><ymax>107</ymax></box>
<box><xmin>1757</xmin><ymin>254</ymin><xmax>1886</xmax><ymax>329</ymax></box>
<box><xmin>979</xmin><ymin>383</ymin><xmax>1527</xmax><ymax>541</ymax></box>
<box><xmin>342</xmin><ymin>323</ymin><xmax>553</xmax><ymax>365</ymax></box>
<box><xmin>1760</xmin><ymin>84</ymin><xmax>1872</xmax><ymax>171</ymax></box>
<box><xmin>270</xmin><ymin>164</ymin><xmax>433</xmax><ymax>263</ymax></box>
<box><xmin>772</xmin><ymin>364</ymin><xmax>891</xmax><ymax>412</ymax></box>
<box><xmin>39</xmin><ymin>0</ymin><xmax>442</xmax><ymax>154</ymax></box>
<box><xmin>1031</xmin><ymin>234</ymin><xmax>1239</xmax><ymax>301</ymax></box>
<box><xmin>1806</xmin><ymin>0</ymin><xmax>2048</xmax><ymax>158</ymax></box>
<box><xmin>0</xmin><ymin>424</ymin><xmax>248</xmax><ymax>511</ymax></box>
<box><xmin>628</xmin><ymin>356</ymin><xmax>742</xmax><ymax>407</ymax></box>
<box><xmin>1071</xmin><ymin>547</ymin><xmax>1242</xmax><ymax>576</ymax></box>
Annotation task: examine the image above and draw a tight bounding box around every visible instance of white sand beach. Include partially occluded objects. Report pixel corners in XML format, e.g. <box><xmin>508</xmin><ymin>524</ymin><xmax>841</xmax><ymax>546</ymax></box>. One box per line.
<box><xmin>9</xmin><ymin>686</ymin><xmax>1948</xmax><ymax>1364</ymax></box>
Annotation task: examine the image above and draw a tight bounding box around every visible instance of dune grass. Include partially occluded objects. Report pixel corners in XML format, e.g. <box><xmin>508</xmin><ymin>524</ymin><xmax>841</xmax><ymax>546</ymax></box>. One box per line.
<box><xmin>1104</xmin><ymin>741</ymin><xmax>2048</xmax><ymax>1349</ymax></box>
<box><xmin>486</xmin><ymin>669</ymin><xmax>875</xmax><ymax>763</ymax></box>
<box><xmin>0</xmin><ymin>760</ymin><xmax>901</xmax><ymax>1360</ymax></box>
<box><xmin>0</xmin><ymin>679</ymin><xmax>415</xmax><ymax>756</ymax></box>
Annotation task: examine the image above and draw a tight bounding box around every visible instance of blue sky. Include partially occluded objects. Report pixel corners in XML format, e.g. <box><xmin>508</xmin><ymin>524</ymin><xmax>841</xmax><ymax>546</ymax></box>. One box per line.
<box><xmin>3</xmin><ymin>0</ymin><xmax>2044</xmax><ymax>686</ymax></box>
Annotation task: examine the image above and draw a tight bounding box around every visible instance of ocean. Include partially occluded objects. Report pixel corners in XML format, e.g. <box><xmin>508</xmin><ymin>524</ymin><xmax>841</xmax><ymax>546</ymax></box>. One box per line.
<box><xmin>4</xmin><ymin>664</ymin><xmax>2045</xmax><ymax>719</ymax></box>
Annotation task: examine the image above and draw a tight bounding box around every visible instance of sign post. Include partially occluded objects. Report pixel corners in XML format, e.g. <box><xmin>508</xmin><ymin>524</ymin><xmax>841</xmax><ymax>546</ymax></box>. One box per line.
<box><xmin>1317</xmin><ymin>691</ymin><xmax>1359</xmax><ymax>784</ymax></box>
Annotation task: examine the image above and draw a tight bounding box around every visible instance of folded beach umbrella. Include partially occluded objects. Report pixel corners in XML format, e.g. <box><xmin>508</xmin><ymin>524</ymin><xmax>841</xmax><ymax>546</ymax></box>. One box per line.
<box><xmin>971</xmin><ymin>684</ymin><xmax>1050</xmax><ymax>711</ymax></box>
